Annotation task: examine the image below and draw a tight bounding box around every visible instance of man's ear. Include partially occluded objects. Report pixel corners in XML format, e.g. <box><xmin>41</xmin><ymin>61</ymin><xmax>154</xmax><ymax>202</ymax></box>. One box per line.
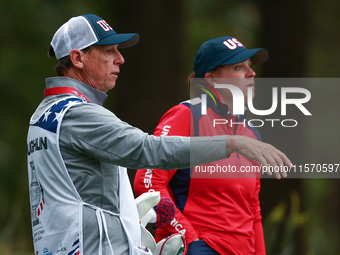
<box><xmin>69</xmin><ymin>49</ymin><xmax>85</xmax><ymax>69</ymax></box>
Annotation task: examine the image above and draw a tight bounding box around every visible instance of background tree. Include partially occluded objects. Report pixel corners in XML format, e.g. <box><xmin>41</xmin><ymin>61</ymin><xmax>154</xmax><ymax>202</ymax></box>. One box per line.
<box><xmin>258</xmin><ymin>0</ymin><xmax>311</xmax><ymax>253</ymax></box>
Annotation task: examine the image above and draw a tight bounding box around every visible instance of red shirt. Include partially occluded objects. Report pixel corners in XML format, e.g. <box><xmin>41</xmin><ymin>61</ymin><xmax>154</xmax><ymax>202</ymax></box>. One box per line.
<box><xmin>134</xmin><ymin>98</ymin><xmax>266</xmax><ymax>255</ymax></box>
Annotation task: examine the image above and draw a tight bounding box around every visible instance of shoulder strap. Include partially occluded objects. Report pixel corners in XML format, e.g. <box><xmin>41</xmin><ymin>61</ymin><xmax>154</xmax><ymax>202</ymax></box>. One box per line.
<box><xmin>180</xmin><ymin>100</ymin><xmax>203</xmax><ymax>137</ymax></box>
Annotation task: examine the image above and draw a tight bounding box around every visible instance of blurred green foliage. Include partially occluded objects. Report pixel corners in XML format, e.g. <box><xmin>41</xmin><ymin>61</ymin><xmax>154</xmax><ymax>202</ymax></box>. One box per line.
<box><xmin>263</xmin><ymin>190</ymin><xmax>309</xmax><ymax>254</ymax></box>
<box><xmin>0</xmin><ymin>0</ymin><xmax>339</xmax><ymax>254</ymax></box>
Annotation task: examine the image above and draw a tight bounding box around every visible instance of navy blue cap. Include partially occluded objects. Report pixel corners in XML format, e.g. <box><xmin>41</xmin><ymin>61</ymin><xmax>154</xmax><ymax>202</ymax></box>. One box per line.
<box><xmin>193</xmin><ymin>36</ymin><xmax>269</xmax><ymax>77</ymax></box>
<box><xmin>82</xmin><ymin>14</ymin><xmax>139</xmax><ymax>48</ymax></box>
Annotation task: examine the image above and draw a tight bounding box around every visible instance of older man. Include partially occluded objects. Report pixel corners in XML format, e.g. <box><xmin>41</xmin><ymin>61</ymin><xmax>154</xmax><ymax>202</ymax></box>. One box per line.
<box><xmin>27</xmin><ymin>14</ymin><xmax>290</xmax><ymax>255</ymax></box>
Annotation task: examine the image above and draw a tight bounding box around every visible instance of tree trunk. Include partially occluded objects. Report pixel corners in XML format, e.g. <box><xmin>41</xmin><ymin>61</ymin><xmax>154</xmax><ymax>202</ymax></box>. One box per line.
<box><xmin>109</xmin><ymin>0</ymin><xmax>187</xmax><ymax>134</ymax></box>
<box><xmin>259</xmin><ymin>0</ymin><xmax>311</xmax><ymax>253</ymax></box>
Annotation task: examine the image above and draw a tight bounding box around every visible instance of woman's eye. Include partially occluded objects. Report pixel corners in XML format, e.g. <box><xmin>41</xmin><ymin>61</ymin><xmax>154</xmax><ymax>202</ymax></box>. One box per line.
<box><xmin>235</xmin><ymin>65</ymin><xmax>242</xmax><ymax>70</ymax></box>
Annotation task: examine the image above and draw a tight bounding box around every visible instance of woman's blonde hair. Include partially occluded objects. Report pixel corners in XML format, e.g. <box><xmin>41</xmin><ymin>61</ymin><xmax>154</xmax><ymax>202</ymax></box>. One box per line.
<box><xmin>187</xmin><ymin>72</ymin><xmax>202</xmax><ymax>97</ymax></box>
<box><xmin>187</xmin><ymin>65</ymin><xmax>224</xmax><ymax>97</ymax></box>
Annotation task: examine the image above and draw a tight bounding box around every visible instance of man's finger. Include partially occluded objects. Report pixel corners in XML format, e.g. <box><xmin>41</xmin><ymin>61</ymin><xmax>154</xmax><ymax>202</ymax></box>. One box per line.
<box><xmin>254</xmin><ymin>155</ymin><xmax>273</xmax><ymax>176</ymax></box>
